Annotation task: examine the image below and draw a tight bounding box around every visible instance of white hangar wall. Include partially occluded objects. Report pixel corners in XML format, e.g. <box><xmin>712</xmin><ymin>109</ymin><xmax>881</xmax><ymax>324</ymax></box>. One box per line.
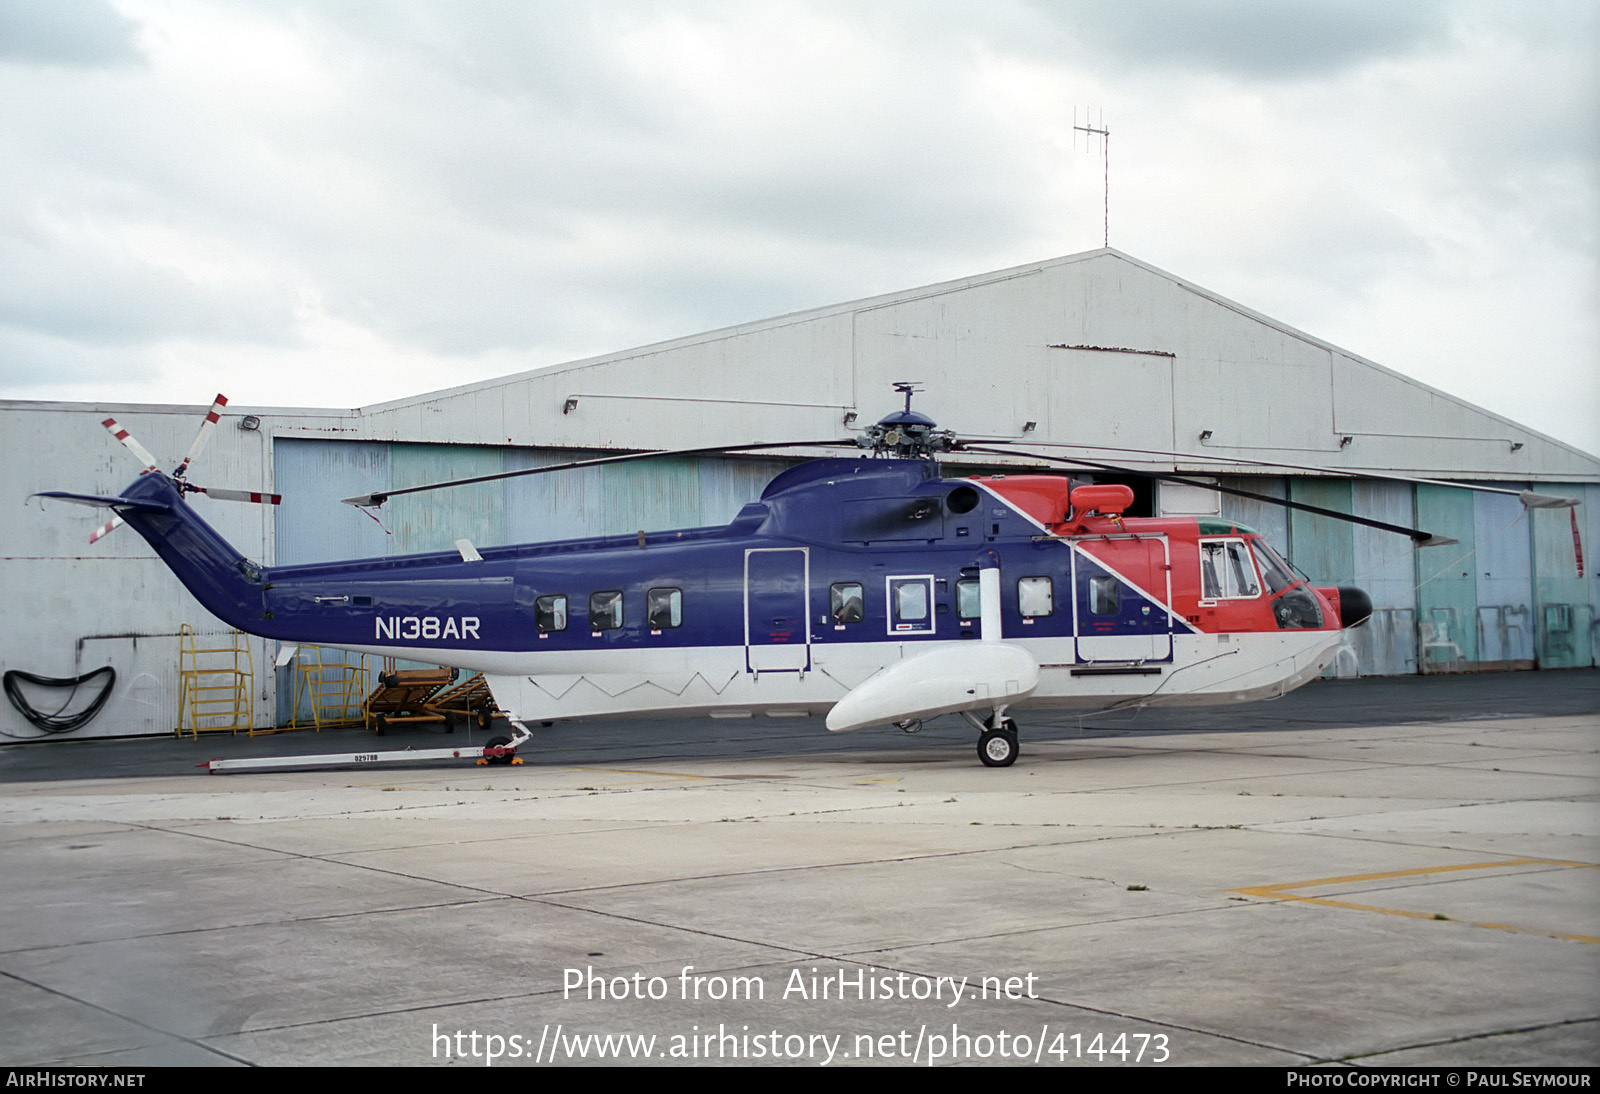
<box><xmin>353</xmin><ymin>250</ymin><xmax>1597</xmax><ymax>483</ymax></box>
<box><xmin>4</xmin><ymin>249</ymin><xmax>1596</xmax><ymax>740</ymax></box>
<box><xmin>3</xmin><ymin>401</ymin><xmax>290</xmax><ymax>740</ymax></box>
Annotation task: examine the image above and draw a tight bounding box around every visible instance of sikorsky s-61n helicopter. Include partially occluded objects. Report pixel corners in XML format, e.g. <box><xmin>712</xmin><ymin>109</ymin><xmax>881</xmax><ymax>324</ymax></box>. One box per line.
<box><xmin>37</xmin><ymin>387</ymin><xmax>1580</xmax><ymax>767</ymax></box>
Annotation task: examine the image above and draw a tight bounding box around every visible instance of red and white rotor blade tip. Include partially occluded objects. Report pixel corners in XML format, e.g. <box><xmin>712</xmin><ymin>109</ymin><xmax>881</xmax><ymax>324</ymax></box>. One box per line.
<box><xmin>194</xmin><ymin>486</ymin><xmax>281</xmax><ymax>505</ymax></box>
<box><xmin>175</xmin><ymin>394</ymin><xmax>228</xmax><ymax>479</ymax></box>
<box><xmin>101</xmin><ymin>417</ymin><xmax>160</xmax><ymax>472</ymax></box>
<box><xmin>89</xmin><ymin>516</ymin><xmax>125</xmax><ymax>544</ymax></box>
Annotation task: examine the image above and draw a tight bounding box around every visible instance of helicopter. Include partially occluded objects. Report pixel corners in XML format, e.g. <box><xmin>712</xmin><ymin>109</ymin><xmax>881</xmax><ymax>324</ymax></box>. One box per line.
<box><xmin>35</xmin><ymin>386</ymin><xmax>1581</xmax><ymax>767</ymax></box>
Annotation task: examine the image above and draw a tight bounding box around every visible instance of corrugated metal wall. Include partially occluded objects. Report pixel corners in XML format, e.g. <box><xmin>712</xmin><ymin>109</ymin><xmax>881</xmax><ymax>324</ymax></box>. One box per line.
<box><xmin>1474</xmin><ymin>491</ymin><xmax>1535</xmax><ymax>664</ymax></box>
<box><xmin>273</xmin><ymin>439</ymin><xmax>794</xmax><ymax>562</ymax></box>
<box><xmin>1533</xmin><ymin>487</ymin><xmax>1593</xmax><ymax>669</ymax></box>
<box><xmin>1415</xmin><ymin>484</ymin><xmax>1480</xmax><ymax>668</ymax></box>
<box><xmin>1213</xmin><ymin>476</ymin><xmax>1596</xmax><ymax>677</ymax></box>
<box><xmin>1350</xmin><ymin>481</ymin><xmax>1419</xmax><ymax>675</ymax></box>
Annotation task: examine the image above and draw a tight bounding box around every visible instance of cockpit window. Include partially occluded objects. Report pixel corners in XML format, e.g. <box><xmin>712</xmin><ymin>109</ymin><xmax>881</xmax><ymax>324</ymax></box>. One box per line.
<box><xmin>1249</xmin><ymin>540</ymin><xmax>1297</xmax><ymax>595</ymax></box>
<box><xmin>1199</xmin><ymin>539</ymin><xmax>1261</xmax><ymax>600</ymax></box>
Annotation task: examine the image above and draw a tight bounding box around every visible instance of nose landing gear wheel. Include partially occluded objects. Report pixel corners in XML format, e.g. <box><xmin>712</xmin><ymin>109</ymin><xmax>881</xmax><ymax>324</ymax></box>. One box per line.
<box><xmin>483</xmin><ymin>735</ymin><xmax>515</xmax><ymax>766</ymax></box>
<box><xmin>978</xmin><ymin>723</ymin><xmax>1019</xmax><ymax>767</ymax></box>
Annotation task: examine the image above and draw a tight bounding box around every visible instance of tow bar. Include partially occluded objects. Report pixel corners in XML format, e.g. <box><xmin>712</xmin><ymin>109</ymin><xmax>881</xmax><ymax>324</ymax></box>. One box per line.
<box><xmin>201</xmin><ymin>727</ymin><xmax>531</xmax><ymax>774</ymax></box>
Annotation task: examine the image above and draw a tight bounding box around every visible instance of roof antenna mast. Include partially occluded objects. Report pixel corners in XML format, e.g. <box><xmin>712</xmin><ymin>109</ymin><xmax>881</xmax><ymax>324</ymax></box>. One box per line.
<box><xmin>1074</xmin><ymin>107</ymin><xmax>1110</xmax><ymax>248</ymax></box>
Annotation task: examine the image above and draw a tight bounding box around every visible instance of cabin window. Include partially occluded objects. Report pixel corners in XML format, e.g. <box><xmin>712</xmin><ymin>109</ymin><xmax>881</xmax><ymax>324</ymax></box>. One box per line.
<box><xmin>647</xmin><ymin>587</ymin><xmax>682</xmax><ymax>629</ymax></box>
<box><xmin>1089</xmin><ymin>575</ymin><xmax>1120</xmax><ymax>615</ymax></box>
<box><xmin>589</xmin><ymin>590</ymin><xmax>622</xmax><ymax>631</ymax></box>
<box><xmin>886</xmin><ymin>575</ymin><xmax>936</xmax><ymax>634</ymax></box>
<box><xmin>535</xmin><ymin>594</ymin><xmax>568</xmax><ymax>632</ymax></box>
<box><xmin>955</xmin><ymin>578</ymin><xmax>980</xmax><ymax>620</ymax></box>
<box><xmin>1018</xmin><ymin>576</ymin><xmax>1054</xmax><ymax>617</ymax></box>
<box><xmin>830</xmin><ymin>583</ymin><xmax>864</xmax><ymax>624</ymax></box>
<box><xmin>895</xmin><ymin>582</ymin><xmax>928</xmax><ymax>621</ymax></box>
<box><xmin>1199</xmin><ymin>539</ymin><xmax>1261</xmax><ymax>600</ymax></box>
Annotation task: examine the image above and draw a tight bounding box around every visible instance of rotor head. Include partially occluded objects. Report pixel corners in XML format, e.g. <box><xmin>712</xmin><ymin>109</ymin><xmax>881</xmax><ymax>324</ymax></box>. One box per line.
<box><xmin>855</xmin><ymin>383</ymin><xmax>956</xmax><ymax>458</ymax></box>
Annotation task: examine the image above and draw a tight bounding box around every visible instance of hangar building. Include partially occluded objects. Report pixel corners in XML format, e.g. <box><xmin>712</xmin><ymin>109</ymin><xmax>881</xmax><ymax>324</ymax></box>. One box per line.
<box><xmin>4</xmin><ymin>249</ymin><xmax>1595</xmax><ymax>738</ymax></box>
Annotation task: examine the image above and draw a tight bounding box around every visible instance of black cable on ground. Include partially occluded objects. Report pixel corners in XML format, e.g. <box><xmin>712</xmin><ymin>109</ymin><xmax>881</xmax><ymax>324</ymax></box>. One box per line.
<box><xmin>3</xmin><ymin>666</ymin><xmax>116</xmax><ymax>736</ymax></box>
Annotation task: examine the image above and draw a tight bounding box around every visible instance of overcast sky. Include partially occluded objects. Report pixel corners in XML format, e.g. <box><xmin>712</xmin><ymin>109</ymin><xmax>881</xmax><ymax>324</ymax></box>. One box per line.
<box><xmin>2</xmin><ymin>0</ymin><xmax>1595</xmax><ymax>454</ymax></box>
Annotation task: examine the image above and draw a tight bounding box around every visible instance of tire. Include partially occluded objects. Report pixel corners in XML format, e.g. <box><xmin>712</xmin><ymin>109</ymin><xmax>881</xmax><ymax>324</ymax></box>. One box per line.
<box><xmin>373</xmin><ymin>714</ymin><xmax>387</xmax><ymax>736</ymax></box>
<box><xmin>978</xmin><ymin>727</ymin><xmax>1018</xmax><ymax>767</ymax></box>
<box><xmin>477</xmin><ymin>708</ymin><xmax>494</xmax><ymax>731</ymax></box>
<box><xmin>485</xmin><ymin>734</ymin><xmax>513</xmax><ymax>766</ymax></box>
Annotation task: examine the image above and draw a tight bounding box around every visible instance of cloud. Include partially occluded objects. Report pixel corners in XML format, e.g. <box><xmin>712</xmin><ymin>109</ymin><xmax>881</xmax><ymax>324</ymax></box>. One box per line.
<box><xmin>1037</xmin><ymin>0</ymin><xmax>1453</xmax><ymax>79</ymax></box>
<box><xmin>0</xmin><ymin>0</ymin><xmax>1593</xmax><ymax>453</ymax></box>
<box><xmin>0</xmin><ymin>0</ymin><xmax>141</xmax><ymax>68</ymax></box>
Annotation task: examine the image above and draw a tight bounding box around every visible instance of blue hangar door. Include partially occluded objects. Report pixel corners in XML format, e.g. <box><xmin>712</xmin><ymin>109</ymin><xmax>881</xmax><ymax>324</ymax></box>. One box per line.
<box><xmin>744</xmin><ymin>548</ymin><xmax>811</xmax><ymax>673</ymax></box>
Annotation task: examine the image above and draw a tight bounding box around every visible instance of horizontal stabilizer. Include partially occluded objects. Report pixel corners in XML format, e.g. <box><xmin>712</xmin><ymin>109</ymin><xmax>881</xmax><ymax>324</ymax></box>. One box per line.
<box><xmin>31</xmin><ymin>491</ymin><xmax>170</xmax><ymax>512</ymax></box>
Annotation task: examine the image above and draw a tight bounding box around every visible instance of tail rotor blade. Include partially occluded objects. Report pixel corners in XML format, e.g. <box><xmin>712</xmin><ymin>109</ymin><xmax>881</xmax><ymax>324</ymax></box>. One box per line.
<box><xmin>175</xmin><ymin>394</ymin><xmax>228</xmax><ymax>479</ymax></box>
<box><xmin>101</xmin><ymin>417</ymin><xmax>160</xmax><ymax>472</ymax></box>
<box><xmin>193</xmin><ymin>486</ymin><xmax>282</xmax><ymax>505</ymax></box>
<box><xmin>88</xmin><ymin>516</ymin><xmax>124</xmax><ymax>544</ymax></box>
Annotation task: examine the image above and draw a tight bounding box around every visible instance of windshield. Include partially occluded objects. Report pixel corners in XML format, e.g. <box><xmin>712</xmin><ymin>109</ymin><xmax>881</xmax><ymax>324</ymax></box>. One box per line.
<box><xmin>1249</xmin><ymin>539</ymin><xmax>1298</xmax><ymax>594</ymax></box>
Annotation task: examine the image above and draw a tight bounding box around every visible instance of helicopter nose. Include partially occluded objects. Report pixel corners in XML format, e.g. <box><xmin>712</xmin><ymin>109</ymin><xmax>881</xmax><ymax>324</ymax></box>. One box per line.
<box><xmin>1334</xmin><ymin>586</ymin><xmax>1372</xmax><ymax>628</ymax></box>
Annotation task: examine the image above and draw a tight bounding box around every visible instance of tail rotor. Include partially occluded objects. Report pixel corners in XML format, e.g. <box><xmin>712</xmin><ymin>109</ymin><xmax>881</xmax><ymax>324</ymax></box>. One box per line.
<box><xmin>73</xmin><ymin>396</ymin><xmax>281</xmax><ymax>545</ymax></box>
<box><xmin>88</xmin><ymin>516</ymin><xmax>124</xmax><ymax>544</ymax></box>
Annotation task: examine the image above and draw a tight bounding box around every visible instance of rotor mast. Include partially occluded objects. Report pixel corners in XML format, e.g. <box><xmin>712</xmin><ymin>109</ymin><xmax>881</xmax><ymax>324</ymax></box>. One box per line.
<box><xmin>856</xmin><ymin>382</ymin><xmax>956</xmax><ymax>459</ymax></box>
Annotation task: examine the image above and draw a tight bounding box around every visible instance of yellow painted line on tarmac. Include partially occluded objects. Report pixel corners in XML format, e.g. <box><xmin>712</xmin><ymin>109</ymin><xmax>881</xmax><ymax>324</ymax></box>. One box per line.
<box><xmin>1232</xmin><ymin>858</ymin><xmax>1600</xmax><ymax>945</ymax></box>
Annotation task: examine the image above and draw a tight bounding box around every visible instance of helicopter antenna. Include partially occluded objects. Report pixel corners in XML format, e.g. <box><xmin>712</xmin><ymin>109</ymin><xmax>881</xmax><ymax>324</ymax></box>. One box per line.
<box><xmin>1074</xmin><ymin>107</ymin><xmax>1110</xmax><ymax>248</ymax></box>
<box><xmin>892</xmin><ymin>380</ymin><xmax>922</xmax><ymax>414</ymax></box>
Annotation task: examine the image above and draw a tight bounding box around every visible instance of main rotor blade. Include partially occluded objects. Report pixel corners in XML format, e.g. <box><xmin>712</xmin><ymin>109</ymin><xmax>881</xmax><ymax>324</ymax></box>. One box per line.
<box><xmin>967</xmin><ymin>438</ymin><xmax>1582</xmax><ymax>509</ymax></box>
<box><xmin>341</xmin><ymin>439</ymin><xmax>855</xmax><ymax>508</ymax></box>
<box><xmin>175</xmin><ymin>394</ymin><xmax>228</xmax><ymax>479</ymax></box>
<box><xmin>958</xmin><ymin>445</ymin><xmax>1456</xmax><ymax>546</ymax></box>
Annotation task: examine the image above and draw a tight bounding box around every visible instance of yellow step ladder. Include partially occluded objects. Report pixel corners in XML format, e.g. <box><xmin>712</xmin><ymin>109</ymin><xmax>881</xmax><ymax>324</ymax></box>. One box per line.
<box><xmin>176</xmin><ymin>625</ymin><xmax>254</xmax><ymax>738</ymax></box>
<box><xmin>287</xmin><ymin>647</ymin><xmax>370</xmax><ymax>731</ymax></box>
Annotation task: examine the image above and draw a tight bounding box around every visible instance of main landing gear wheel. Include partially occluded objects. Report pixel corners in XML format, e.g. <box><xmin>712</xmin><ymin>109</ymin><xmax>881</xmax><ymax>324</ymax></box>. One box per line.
<box><xmin>978</xmin><ymin>721</ymin><xmax>1019</xmax><ymax>767</ymax></box>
